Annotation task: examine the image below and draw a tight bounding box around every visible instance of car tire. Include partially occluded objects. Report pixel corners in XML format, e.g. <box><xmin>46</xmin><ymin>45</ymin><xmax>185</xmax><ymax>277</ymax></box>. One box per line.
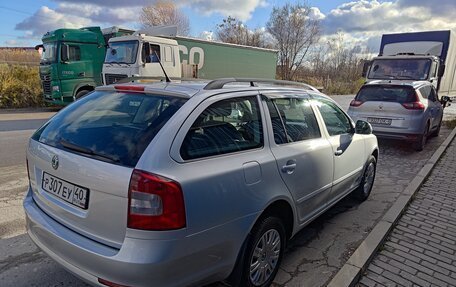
<box><xmin>430</xmin><ymin>117</ymin><xmax>442</xmax><ymax>138</ymax></box>
<box><xmin>240</xmin><ymin>217</ymin><xmax>286</xmax><ymax>287</ymax></box>
<box><xmin>75</xmin><ymin>89</ymin><xmax>90</xmax><ymax>100</ymax></box>
<box><xmin>414</xmin><ymin>122</ymin><xmax>429</xmax><ymax>151</ymax></box>
<box><xmin>352</xmin><ymin>155</ymin><xmax>376</xmax><ymax>201</ymax></box>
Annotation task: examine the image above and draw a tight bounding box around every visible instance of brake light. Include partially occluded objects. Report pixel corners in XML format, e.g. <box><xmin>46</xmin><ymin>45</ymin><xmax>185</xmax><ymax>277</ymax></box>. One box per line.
<box><xmin>98</xmin><ymin>278</ymin><xmax>130</xmax><ymax>287</ymax></box>
<box><xmin>350</xmin><ymin>100</ymin><xmax>364</xmax><ymax>107</ymax></box>
<box><xmin>402</xmin><ymin>102</ymin><xmax>425</xmax><ymax>110</ymax></box>
<box><xmin>402</xmin><ymin>92</ymin><xmax>424</xmax><ymax>110</ymax></box>
<box><xmin>114</xmin><ymin>85</ymin><xmax>145</xmax><ymax>92</ymax></box>
<box><xmin>127</xmin><ymin>169</ymin><xmax>186</xmax><ymax>230</ymax></box>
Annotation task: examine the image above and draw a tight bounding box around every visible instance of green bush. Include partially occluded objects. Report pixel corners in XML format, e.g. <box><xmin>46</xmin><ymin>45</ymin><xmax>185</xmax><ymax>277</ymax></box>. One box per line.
<box><xmin>0</xmin><ymin>64</ymin><xmax>44</xmax><ymax>108</ymax></box>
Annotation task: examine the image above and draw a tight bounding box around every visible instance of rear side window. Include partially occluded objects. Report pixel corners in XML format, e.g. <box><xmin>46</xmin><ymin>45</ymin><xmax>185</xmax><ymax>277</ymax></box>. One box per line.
<box><xmin>357</xmin><ymin>86</ymin><xmax>416</xmax><ymax>103</ymax></box>
<box><xmin>419</xmin><ymin>86</ymin><xmax>431</xmax><ymax>99</ymax></box>
<box><xmin>67</xmin><ymin>45</ymin><xmax>80</xmax><ymax>61</ymax></box>
<box><xmin>32</xmin><ymin>91</ymin><xmax>187</xmax><ymax>167</ymax></box>
<box><xmin>266</xmin><ymin>98</ymin><xmax>320</xmax><ymax>144</ymax></box>
<box><xmin>180</xmin><ymin>96</ymin><xmax>263</xmax><ymax>160</ymax></box>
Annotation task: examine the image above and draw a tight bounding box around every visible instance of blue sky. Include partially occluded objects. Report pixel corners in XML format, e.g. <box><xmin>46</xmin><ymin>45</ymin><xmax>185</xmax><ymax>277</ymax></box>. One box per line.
<box><xmin>1</xmin><ymin>0</ymin><xmax>455</xmax><ymax>51</ymax></box>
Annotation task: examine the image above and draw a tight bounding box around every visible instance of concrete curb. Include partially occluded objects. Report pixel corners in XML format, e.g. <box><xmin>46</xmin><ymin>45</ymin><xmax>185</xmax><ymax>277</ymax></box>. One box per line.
<box><xmin>327</xmin><ymin>127</ymin><xmax>456</xmax><ymax>287</ymax></box>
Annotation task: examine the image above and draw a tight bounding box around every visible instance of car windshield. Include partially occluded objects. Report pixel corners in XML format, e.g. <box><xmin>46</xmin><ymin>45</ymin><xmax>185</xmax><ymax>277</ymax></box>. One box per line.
<box><xmin>40</xmin><ymin>42</ymin><xmax>57</xmax><ymax>64</ymax></box>
<box><xmin>368</xmin><ymin>59</ymin><xmax>432</xmax><ymax>80</ymax></box>
<box><xmin>32</xmin><ymin>90</ymin><xmax>187</xmax><ymax>167</ymax></box>
<box><xmin>105</xmin><ymin>41</ymin><xmax>139</xmax><ymax>64</ymax></box>
<box><xmin>356</xmin><ymin>85</ymin><xmax>417</xmax><ymax>103</ymax></box>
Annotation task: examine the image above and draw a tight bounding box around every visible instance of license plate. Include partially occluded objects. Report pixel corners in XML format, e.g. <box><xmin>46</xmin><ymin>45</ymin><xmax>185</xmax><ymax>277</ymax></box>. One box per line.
<box><xmin>367</xmin><ymin>117</ymin><xmax>392</xmax><ymax>125</ymax></box>
<box><xmin>41</xmin><ymin>172</ymin><xmax>89</xmax><ymax>209</ymax></box>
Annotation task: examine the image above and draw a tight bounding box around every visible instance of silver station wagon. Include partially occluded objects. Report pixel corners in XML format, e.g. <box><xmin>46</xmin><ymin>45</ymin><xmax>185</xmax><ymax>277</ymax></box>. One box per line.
<box><xmin>24</xmin><ymin>78</ymin><xmax>378</xmax><ymax>287</ymax></box>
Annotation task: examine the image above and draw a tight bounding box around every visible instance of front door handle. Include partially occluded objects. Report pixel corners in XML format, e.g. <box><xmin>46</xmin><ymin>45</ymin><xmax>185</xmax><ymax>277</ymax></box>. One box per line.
<box><xmin>78</xmin><ymin>72</ymin><xmax>85</xmax><ymax>77</ymax></box>
<box><xmin>281</xmin><ymin>160</ymin><xmax>297</xmax><ymax>174</ymax></box>
<box><xmin>335</xmin><ymin>149</ymin><xmax>343</xmax><ymax>156</ymax></box>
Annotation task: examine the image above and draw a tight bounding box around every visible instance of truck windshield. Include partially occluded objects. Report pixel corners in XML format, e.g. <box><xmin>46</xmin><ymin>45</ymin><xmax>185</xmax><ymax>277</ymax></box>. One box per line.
<box><xmin>368</xmin><ymin>59</ymin><xmax>432</xmax><ymax>80</ymax></box>
<box><xmin>40</xmin><ymin>43</ymin><xmax>57</xmax><ymax>64</ymax></box>
<box><xmin>105</xmin><ymin>41</ymin><xmax>138</xmax><ymax>64</ymax></box>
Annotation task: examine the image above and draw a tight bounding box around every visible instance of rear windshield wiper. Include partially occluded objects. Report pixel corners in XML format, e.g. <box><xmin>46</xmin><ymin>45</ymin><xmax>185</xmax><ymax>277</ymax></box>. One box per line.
<box><xmin>59</xmin><ymin>139</ymin><xmax>120</xmax><ymax>163</ymax></box>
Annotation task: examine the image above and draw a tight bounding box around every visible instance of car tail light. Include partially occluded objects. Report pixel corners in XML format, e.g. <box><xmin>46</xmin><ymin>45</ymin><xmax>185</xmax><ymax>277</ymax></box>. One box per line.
<box><xmin>114</xmin><ymin>85</ymin><xmax>145</xmax><ymax>92</ymax></box>
<box><xmin>402</xmin><ymin>102</ymin><xmax>425</xmax><ymax>110</ymax></box>
<box><xmin>350</xmin><ymin>100</ymin><xmax>364</xmax><ymax>107</ymax></box>
<box><xmin>127</xmin><ymin>169</ymin><xmax>186</xmax><ymax>230</ymax></box>
<box><xmin>98</xmin><ymin>278</ymin><xmax>130</xmax><ymax>287</ymax></box>
<box><xmin>402</xmin><ymin>92</ymin><xmax>425</xmax><ymax>110</ymax></box>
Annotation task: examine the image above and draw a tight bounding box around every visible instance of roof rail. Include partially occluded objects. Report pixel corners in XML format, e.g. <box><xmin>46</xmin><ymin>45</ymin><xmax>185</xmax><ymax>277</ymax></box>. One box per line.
<box><xmin>203</xmin><ymin>78</ymin><xmax>320</xmax><ymax>92</ymax></box>
<box><xmin>115</xmin><ymin>76</ymin><xmax>205</xmax><ymax>84</ymax></box>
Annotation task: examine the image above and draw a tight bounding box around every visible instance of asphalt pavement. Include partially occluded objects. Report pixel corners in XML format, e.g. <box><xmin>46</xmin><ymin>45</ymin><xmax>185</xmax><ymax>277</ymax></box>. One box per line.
<box><xmin>1</xmin><ymin>98</ymin><xmax>455</xmax><ymax>287</ymax></box>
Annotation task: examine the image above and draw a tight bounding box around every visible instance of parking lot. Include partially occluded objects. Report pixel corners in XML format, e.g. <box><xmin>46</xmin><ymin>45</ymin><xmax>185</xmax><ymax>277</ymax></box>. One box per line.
<box><xmin>0</xmin><ymin>96</ymin><xmax>455</xmax><ymax>287</ymax></box>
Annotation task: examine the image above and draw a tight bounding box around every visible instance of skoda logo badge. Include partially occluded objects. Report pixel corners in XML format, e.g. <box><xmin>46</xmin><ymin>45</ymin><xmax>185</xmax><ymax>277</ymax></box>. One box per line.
<box><xmin>51</xmin><ymin>155</ymin><xmax>59</xmax><ymax>170</ymax></box>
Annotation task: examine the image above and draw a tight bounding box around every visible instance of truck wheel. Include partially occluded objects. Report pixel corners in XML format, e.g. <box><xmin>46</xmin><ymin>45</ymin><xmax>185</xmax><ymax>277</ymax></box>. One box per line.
<box><xmin>240</xmin><ymin>217</ymin><xmax>286</xmax><ymax>287</ymax></box>
<box><xmin>352</xmin><ymin>155</ymin><xmax>376</xmax><ymax>201</ymax></box>
<box><xmin>75</xmin><ymin>90</ymin><xmax>90</xmax><ymax>100</ymax></box>
<box><xmin>414</xmin><ymin>122</ymin><xmax>429</xmax><ymax>151</ymax></box>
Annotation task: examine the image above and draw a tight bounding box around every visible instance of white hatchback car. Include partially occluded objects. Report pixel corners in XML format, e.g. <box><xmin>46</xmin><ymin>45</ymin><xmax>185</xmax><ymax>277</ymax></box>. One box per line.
<box><xmin>348</xmin><ymin>80</ymin><xmax>446</xmax><ymax>151</ymax></box>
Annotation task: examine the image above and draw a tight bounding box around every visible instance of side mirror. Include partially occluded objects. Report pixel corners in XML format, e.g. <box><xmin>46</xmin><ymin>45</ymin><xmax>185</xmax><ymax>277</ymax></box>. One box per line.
<box><xmin>362</xmin><ymin>61</ymin><xmax>371</xmax><ymax>78</ymax></box>
<box><xmin>355</xmin><ymin>120</ymin><xmax>373</xmax><ymax>135</ymax></box>
<box><xmin>438</xmin><ymin>64</ymin><xmax>446</xmax><ymax>77</ymax></box>
<box><xmin>61</xmin><ymin>44</ymin><xmax>69</xmax><ymax>62</ymax></box>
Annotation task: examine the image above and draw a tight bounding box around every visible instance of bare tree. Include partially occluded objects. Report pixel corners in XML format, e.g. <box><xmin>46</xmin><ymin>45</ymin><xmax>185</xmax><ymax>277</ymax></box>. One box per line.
<box><xmin>216</xmin><ymin>16</ymin><xmax>272</xmax><ymax>48</ymax></box>
<box><xmin>267</xmin><ymin>2</ymin><xmax>321</xmax><ymax>80</ymax></box>
<box><xmin>140</xmin><ymin>1</ymin><xmax>190</xmax><ymax>36</ymax></box>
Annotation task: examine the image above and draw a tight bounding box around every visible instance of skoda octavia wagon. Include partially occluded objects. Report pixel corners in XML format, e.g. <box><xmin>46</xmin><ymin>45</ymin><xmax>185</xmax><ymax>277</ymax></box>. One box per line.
<box><xmin>24</xmin><ymin>78</ymin><xmax>378</xmax><ymax>287</ymax></box>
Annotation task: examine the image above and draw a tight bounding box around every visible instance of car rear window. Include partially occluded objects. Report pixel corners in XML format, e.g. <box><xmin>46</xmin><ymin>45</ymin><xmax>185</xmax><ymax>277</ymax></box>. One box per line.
<box><xmin>32</xmin><ymin>90</ymin><xmax>187</xmax><ymax>167</ymax></box>
<box><xmin>356</xmin><ymin>85</ymin><xmax>416</xmax><ymax>103</ymax></box>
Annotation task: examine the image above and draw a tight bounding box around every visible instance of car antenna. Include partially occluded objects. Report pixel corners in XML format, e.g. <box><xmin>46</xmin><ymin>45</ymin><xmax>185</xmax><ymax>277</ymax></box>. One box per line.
<box><xmin>154</xmin><ymin>51</ymin><xmax>171</xmax><ymax>83</ymax></box>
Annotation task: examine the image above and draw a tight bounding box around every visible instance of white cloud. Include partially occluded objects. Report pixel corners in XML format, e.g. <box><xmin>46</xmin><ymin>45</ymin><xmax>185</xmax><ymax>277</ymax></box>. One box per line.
<box><xmin>200</xmin><ymin>31</ymin><xmax>214</xmax><ymax>41</ymax></box>
<box><xmin>15</xmin><ymin>6</ymin><xmax>92</xmax><ymax>37</ymax></box>
<box><xmin>319</xmin><ymin>0</ymin><xmax>456</xmax><ymax>53</ymax></box>
<box><xmin>54</xmin><ymin>0</ymin><xmax>266</xmax><ymax>21</ymax></box>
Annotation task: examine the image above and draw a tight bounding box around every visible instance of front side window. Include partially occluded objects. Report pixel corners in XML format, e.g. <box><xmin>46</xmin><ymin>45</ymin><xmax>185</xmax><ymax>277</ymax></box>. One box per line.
<box><xmin>316</xmin><ymin>100</ymin><xmax>353</xmax><ymax>136</ymax></box>
<box><xmin>180</xmin><ymin>96</ymin><xmax>263</xmax><ymax>160</ymax></box>
<box><xmin>106</xmin><ymin>41</ymin><xmax>139</xmax><ymax>64</ymax></box>
<box><xmin>63</xmin><ymin>45</ymin><xmax>80</xmax><ymax>61</ymax></box>
<box><xmin>266</xmin><ymin>98</ymin><xmax>320</xmax><ymax>144</ymax></box>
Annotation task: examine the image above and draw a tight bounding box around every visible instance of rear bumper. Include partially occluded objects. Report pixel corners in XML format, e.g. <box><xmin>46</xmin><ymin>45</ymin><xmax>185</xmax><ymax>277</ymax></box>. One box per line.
<box><xmin>371</xmin><ymin>130</ymin><xmax>421</xmax><ymax>141</ymax></box>
<box><xmin>24</xmin><ymin>187</ymin><xmax>250</xmax><ymax>287</ymax></box>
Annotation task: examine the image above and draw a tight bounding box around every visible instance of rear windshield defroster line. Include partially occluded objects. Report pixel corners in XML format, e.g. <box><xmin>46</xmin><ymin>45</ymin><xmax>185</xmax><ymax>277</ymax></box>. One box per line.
<box><xmin>32</xmin><ymin>91</ymin><xmax>187</xmax><ymax>167</ymax></box>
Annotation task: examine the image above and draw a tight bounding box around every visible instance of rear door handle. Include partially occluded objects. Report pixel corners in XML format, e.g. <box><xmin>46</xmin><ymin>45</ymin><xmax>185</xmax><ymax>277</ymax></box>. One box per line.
<box><xmin>281</xmin><ymin>160</ymin><xmax>297</xmax><ymax>174</ymax></box>
<box><xmin>334</xmin><ymin>149</ymin><xmax>343</xmax><ymax>156</ymax></box>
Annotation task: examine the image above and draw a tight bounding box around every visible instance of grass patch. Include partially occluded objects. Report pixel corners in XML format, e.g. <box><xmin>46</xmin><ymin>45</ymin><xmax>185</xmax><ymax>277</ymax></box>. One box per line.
<box><xmin>444</xmin><ymin>118</ymin><xmax>456</xmax><ymax>129</ymax></box>
<box><xmin>0</xmin><ymin>64</ymin><xmax>44</xmax><ymax>108</ymax></box>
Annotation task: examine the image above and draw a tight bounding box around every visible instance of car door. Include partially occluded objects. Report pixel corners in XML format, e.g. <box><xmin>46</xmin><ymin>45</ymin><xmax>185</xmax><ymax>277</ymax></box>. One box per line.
<box><xmin>427</xmin><ymin>86</ymin><xmax>443</xmax><ymax>129</ymax></box>
<box><xmin>262</xmin><ymin>93</ymin><xmax>334</xmax><ymax>225</ymax></box>
<box><xmin>169</xmin><ymin>92</ymin><xmax>288</xmax><ymax>236</ymax></box>
<box><xmin>312</xmin><ymin>98</ymin><xmax>366</xmax><ymax>203</ymax></box>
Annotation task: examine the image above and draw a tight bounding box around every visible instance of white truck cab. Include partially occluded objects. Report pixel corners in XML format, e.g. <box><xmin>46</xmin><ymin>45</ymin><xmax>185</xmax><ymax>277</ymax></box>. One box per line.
<box><xmin>103</xmin><ymin>34</ymin><xmax>182</xmax><ymax>85</ymax></box>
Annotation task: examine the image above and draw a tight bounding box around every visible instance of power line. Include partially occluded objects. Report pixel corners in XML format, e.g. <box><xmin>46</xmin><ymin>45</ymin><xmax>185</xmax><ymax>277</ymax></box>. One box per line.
<box><xmin>0</xmin><ymin>5</ymin><xmax>57</xmax><ymax>21</ymax></box>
